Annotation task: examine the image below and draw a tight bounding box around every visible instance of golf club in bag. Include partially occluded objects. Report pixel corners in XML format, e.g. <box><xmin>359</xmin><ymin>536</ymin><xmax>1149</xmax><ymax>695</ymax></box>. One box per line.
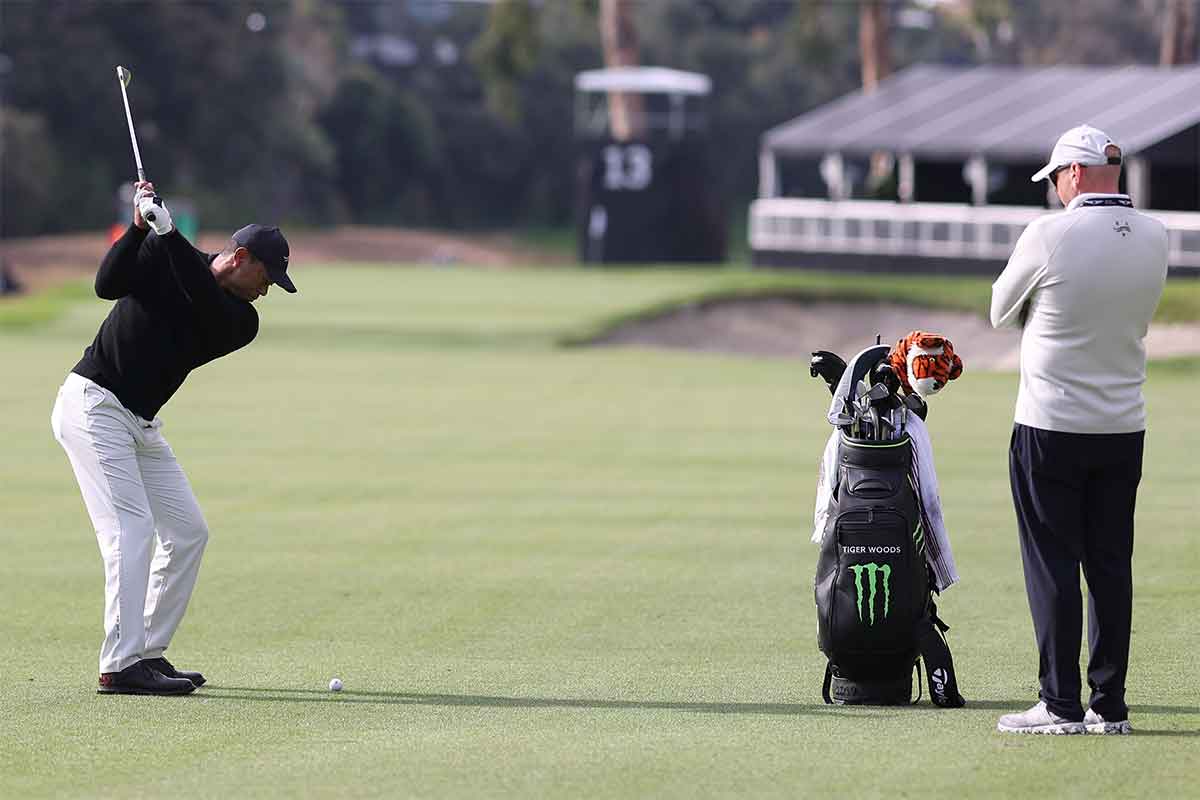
<box><xmin>809</xmin><ymin>343</ymin><xmax>965</xmax><ymax>707</ymax></box>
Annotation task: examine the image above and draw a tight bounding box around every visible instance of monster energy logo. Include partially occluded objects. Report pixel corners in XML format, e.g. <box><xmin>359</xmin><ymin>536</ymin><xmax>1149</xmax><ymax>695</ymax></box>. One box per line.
<box><xmin>849</xmin><ymin>563</ymin><xmax>891</xmax><ymax>626</ymax></box>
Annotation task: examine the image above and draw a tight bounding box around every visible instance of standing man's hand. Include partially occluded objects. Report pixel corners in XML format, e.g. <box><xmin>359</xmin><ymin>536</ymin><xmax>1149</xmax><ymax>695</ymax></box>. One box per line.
<box><xmin>134</xmin><ymin>183</ymin><xmax>174</xmax><ymax>236</ymax></box>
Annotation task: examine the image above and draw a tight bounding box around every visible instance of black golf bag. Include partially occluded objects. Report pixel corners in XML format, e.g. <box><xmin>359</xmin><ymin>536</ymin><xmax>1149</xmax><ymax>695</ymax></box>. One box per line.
<box><xmin>811</xmin><ymin>346</ymin><xmax>965</xmax><ymax>707</ymax></box>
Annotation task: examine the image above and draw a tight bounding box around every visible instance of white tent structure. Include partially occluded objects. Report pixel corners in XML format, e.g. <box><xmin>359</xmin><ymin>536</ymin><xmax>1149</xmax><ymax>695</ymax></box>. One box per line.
<box><xmin>574</xmin><ymin>67</ymin><xmax>711</xmax><ymax>141</ymax></box>
<box><xmin>752</xmin><ymin>65</ymin><xmax>1200</xmax><ymax>274</ymax></box>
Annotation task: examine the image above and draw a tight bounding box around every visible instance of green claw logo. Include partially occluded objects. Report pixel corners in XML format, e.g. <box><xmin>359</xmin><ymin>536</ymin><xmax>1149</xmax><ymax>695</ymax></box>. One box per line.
<box><xmin>849</xmin><ymin>563</ymin><xmax>891</xmax><ymax>626</ymax></box>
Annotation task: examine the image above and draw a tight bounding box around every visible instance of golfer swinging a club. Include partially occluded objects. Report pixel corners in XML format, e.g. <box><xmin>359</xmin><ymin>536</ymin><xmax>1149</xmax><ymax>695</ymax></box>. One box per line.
<box><xmin>51</xmin><ymin>182</ymin><xmax>297</xmax><ymax>695</ymax></box>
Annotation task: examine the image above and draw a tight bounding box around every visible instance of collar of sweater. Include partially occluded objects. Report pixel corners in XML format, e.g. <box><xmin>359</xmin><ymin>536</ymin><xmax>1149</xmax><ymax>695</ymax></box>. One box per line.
<box><xmin>1067</xmin><ymin>192</ymin><xmax>1132</xmax><ymax>210</ymax></box>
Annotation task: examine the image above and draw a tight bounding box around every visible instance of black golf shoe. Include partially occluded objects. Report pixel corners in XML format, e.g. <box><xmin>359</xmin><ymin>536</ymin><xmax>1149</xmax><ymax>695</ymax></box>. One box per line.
<box><xmin>141</xmin><ymin>657</ymin><xmax>206</xmax><ymax>687</ymax></box>
<box><xmin>98</xmin><ymin>661</ymin><xmax>196</xmax><ymax>696</ymax></box>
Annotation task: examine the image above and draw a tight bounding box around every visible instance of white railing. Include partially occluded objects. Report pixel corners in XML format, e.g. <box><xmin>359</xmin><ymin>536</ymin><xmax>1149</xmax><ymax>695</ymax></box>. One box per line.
<box><xmin>749</xmin><ymin>198</ymin><xmax>1200</xmax><ymax>271</ymax></box>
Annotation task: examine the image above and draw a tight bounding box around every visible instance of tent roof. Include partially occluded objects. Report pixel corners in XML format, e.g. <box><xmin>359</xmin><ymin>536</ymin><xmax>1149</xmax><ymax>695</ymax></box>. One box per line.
<box><xmin>575</xmin><ymin>67</ymin><xmax>711</xmax><ymax>96</ymax></box>
<box><xmin>764</xmin><ymin>64</ymin><xmax>1200</xmax><ymax>161</ymax></box>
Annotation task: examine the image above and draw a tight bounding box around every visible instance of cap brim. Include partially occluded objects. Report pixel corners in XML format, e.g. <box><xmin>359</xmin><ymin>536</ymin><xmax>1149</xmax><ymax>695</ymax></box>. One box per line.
<box><xmin>1030</xmin><ymin>162</ymin><xmax>1058</xmax><ymax>183</ymax></box>
<box><xmin>271</xmin><ymin>270</ymin><xmax>297</xmax><ymax>293</ymax></box>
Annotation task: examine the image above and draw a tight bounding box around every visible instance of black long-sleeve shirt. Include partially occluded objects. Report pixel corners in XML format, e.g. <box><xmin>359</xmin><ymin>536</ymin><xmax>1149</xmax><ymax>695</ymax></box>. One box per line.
<box><xmin>72</xmin><ymin>225</ymin><xmax>259</xmax><ymax>420</ymax></box>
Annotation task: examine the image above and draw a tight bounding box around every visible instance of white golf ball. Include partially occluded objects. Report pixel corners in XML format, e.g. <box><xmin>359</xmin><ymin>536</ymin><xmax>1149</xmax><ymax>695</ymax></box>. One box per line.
<box><xmin>328</xmin><ymin>677</ymin><xmax>343</xmax><ymax>692</ymax></box>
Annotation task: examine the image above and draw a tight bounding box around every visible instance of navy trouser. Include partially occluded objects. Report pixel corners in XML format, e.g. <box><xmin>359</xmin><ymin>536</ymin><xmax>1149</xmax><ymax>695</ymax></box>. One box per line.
<box><xmin>1008</xmin><ymin>423</ymin><xmax>1143</xmax><ymax>721</ymax></box>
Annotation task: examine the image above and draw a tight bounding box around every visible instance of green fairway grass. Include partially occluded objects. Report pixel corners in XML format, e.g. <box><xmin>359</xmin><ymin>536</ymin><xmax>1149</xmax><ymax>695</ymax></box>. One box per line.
<box><xmin>1</xmin><ymin>265</ymin><xmax>1197</xmax><ymax>798</ymax></box>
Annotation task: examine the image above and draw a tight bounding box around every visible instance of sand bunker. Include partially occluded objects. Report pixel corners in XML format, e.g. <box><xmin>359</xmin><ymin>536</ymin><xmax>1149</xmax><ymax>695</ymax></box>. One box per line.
<box><xmin>588</xmin><ymin>298</ymin><xmax>1200</xmax><ymax>370</ymax></box>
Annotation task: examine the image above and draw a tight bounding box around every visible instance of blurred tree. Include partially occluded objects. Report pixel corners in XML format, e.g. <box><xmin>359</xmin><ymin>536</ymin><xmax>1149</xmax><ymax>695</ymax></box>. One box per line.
<box><xmin>507</xmin><ymin>1</ymin><xmax>605</xmax><ymax>223</ymax></box>
<box><xmin>318</xmin><ymin>67</ymin><xmax>439</xmax><ymax>223</ymax></box>
<box><xmin>780</xmin><ymin>3</ymin><xmax>861</xmax><ymax>103</ymax></box>
<box><xmin>996</xmin><ymin>0</ymin><xmax>1161</xmax><ymax>65</ymax></box>
<box><xmin>932</xmin><ymin>0</ymin><xmax>1017</xmax><ymax>62</ymax></box>
<box><xmin>637</xmin><ymin>0</ymin><xmax>849</xmax><ymax>203</ymax></box>
<box><xmin>859</xmin><ymin>1</ymin><xmax>891</xmax><ymax>91</ymax></box>
<box><xmin>858</xmin><ymin>1</ymin><xmax>893</xmax><ymax>196</ymax></box>
<box><xmin>599</xmin><ymin>0</ymin><xmax>644</xmax><ymax>141</ymax></box>
<box><xmin>1161</xmin><ymin>0</ymin><xmax>1197</xmax><ymax>64</ymax></box>
<box><xmin>0</xmin><ymin>0</ymin><xmax>1182</xmax><ymax>238</ymax></box>
<box><xmin>470</xmin><ymin>0</ymin><xmax>541</xmax><ymax>124</ymax></box>
<box><xmin>0</xmin><ymin>109</ymin><xmax>59</xmax><ymax>237</ymax></box>
<box><xmin>0</xmin><ymin>1</ymin><xmax>340</xmax><ymax>235</ymax></box>
<box><xmin>345</xmin><ymin>0</ymin><xmax>601</xmax><ymax>227</ymax></box>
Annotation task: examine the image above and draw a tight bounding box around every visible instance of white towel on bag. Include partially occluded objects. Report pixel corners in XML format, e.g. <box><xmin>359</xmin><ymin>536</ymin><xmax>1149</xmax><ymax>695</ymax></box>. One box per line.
<box><xmin>812</xmin><ymin>413</ymin><xmax>960</xmax><ymax>591</ymax></box>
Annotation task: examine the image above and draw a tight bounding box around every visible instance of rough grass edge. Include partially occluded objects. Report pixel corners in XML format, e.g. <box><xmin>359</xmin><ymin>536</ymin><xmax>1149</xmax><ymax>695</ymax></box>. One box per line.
<box><xmin>0</xmin><ymin>280</ymin><xmax>93</xmax><ymax>331</ymax></box>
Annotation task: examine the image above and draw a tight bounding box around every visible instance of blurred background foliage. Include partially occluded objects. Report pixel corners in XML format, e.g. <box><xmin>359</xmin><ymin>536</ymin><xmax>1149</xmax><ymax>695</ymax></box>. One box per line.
<box><xmin>0</xmin><ymin>0</ymin><xmax>1179</xmax><ymax>237</ymax></box>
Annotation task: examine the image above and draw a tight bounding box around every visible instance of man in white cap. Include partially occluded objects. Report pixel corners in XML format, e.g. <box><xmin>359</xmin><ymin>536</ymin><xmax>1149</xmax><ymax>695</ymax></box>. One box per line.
<box><xmin>990</xmin><ymin>125</ymin><xmax>1168</xmax><ymax>734</ymax></box>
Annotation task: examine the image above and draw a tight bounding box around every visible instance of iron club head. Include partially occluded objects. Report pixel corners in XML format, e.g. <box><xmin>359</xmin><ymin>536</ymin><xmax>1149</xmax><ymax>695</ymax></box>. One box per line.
<box><xmin>115</xmin><ymin>64</ymin><xmax>146</xmax><ymax>182</ymax></box>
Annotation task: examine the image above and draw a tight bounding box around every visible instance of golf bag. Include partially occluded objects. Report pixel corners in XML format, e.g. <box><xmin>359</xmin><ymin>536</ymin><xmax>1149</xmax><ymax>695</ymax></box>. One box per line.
<box><xmin>811</xmin><ymin>346</ymin><xmax>965</xmax><ymax>707</ymax></box>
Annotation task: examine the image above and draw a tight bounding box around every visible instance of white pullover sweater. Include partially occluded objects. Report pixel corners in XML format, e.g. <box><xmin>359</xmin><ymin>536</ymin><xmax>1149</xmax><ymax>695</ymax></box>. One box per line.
<box><xmin>990</xmin><ymin>193</ymin><xmax>1167</xmax><ymax>434</ymax></box>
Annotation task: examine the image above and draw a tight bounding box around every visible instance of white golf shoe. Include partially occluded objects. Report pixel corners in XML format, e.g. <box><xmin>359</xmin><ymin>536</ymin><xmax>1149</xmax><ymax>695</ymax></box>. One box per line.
<box><xmin>996</xmin><ymin>701</ymin><xmax>1086</xmax><ymax>735</ymax></box>
<box><xmin>1084</xmin><ymin>708</ymin><xmax>1133</xmax><ymax>735</ymax></box>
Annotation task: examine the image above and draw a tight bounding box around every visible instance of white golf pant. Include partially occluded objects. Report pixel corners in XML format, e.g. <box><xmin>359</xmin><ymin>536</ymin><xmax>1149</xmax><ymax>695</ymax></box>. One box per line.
<box><xmin>51</xmin><ymin>373</ymin><xmax>209</xmax><ymax>674</ymax></box>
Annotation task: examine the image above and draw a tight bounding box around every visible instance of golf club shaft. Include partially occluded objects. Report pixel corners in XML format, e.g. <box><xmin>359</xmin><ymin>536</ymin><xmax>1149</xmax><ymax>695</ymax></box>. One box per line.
<box><xmin>116</xmin><ymin>66</ymin><xmax>146</xmax><ymax>182</ymax></box>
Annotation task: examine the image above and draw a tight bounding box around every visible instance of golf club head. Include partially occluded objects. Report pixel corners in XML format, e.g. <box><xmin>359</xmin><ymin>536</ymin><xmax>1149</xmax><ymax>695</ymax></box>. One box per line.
<box><xmin>850</xmin><ymin>386</ymin><xmax>875</xmax><ymax>440</ymax></box>
<box><xmin>809</xmin><ymin>350</ymin><xmax>847</xmax><ymax>395</ymax></box>
<box><xmin>903</xmin><ymin>393</ymin><xmax>929</xmax><ymax>421</ymax></box>
<box><xmin>827</xmin><ymin>344</ymin><xmax>887</xmax><ymax>429</ymax></box>
<box><xmin>863</xmin><ymin>382</ymin><xmax>891</xmax><ymax>403</ymax></box>
<box><xmin>854</xmin><ymin>383</ymin><xmax>874</xmax><ymax>418</ymax></box>
<box><xmin>116</xmin><ymin>65</ymin><xmax>146</xmax><ymax>182</ymax></box>
<box><xmin>870</xmin><ymin>361</ymin><xmax>901</xmax><ymax>396</ymax></box>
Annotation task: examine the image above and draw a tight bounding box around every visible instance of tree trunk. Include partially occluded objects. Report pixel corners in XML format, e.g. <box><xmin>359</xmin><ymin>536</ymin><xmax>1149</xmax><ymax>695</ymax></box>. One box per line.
<box><xmin>1161</xmin><ymin>0</ymin><xmax>1197</xmax><ymax>65</ymax></box>
<box><xmin>599</xmin><ymin>0</ymin><xmax>644</xmax><ymax>141</ymax></box>
<box><xmin>859</xmin><ymin>0</ymin><xmax>891</xmax><ymax>92</ymax></box>
<box><xmin>859</xmin><ymin>1</ymin><xmax>893</xmax><ymax>195</ymax></box>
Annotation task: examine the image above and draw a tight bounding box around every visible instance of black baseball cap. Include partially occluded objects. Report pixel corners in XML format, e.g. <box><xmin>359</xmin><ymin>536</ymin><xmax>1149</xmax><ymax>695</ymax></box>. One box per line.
<box><xmin>232</xmin><ymin>224</ymin><xmax>296</xmax><ymax>293</ymax></box>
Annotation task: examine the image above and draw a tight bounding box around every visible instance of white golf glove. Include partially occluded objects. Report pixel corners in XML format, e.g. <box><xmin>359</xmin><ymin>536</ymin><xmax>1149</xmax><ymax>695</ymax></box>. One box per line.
<box><xmin>136</xmin><ymin>189</ymin><xmax>174</xmax><ymax>236</ymax></box>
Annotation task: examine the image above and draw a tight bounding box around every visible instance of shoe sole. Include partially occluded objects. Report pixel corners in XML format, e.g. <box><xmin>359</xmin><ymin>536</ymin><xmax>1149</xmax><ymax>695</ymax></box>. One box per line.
<box><xmin>997</xmin><ymin>722</ymin><xmax>1086</xmax><ymax>735</ymax></box>
<box><xmin>1086</xmin><ymin>721</ymin><xmax>1132</xmax><ymax>735</ymax></box>
<box><xmin>97</xmin><ymin>685</ymin><xmax>196</xmax><ymax>696</ymax></box>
